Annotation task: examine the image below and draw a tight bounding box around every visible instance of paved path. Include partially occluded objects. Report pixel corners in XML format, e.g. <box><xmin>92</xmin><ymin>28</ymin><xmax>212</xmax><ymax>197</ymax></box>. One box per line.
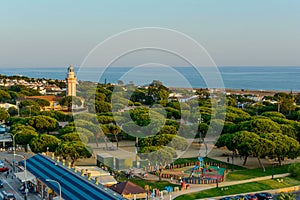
<box><xmin>171</xmin><ymin>173</ymin><xmax>290</xmax><ymax>199</ymax></box>
<box><xmin>219</xmin><ymin>173</ymin><xmax>290</xmax><ymax>187</ymax></box>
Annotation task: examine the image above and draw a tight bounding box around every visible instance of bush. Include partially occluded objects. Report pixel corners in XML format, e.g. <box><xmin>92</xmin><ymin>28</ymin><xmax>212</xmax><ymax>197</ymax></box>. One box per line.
<box><xmin>278</xmin><ymin>192</ymin><xmax>296</xmax><ymax>200</ymax></box>
<box><xmin>288</xmin><ymin>163</ymin><xmax>300</xmax><ymax>178</ymax></box>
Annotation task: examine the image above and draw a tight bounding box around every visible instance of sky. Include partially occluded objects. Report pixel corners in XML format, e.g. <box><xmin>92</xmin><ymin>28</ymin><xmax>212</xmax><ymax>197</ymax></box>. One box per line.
<box><xmin>0</xmin><ymin>0</ymin><xmax>300</xmax><ymax>67</ymax></box>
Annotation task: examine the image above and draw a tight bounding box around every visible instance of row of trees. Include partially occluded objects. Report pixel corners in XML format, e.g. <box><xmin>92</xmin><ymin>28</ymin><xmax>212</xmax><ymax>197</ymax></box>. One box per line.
<box><xmin>9</xmin><ymin>114</ymin><xmax>93</xmax><ymax>166</ymax></box>
<box><xmin>216</xmin><ymin>93</ymin><xmax>300</xmax><ymax>170</ymax></box>
<box><xmin>6</xmin><ymin>77</ymin><xmax>300</xmax><ymax>170</ymax></box>
<box><xmin>76</xmin><ymin>81</ymin><xmax>194</xmax><ymax>165</ymax></box>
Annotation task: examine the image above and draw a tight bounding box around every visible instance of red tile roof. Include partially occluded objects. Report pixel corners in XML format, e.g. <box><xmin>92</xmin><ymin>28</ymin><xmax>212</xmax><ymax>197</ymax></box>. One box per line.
<box><xmin>20</xmin><ymin>95</ymin><xmax>62</xmax><ymax>102</ymax></box>
<box><xmin>110</xmin><ymin>181</ymin><xmax>147</xmax><ymax>195</ymax></box>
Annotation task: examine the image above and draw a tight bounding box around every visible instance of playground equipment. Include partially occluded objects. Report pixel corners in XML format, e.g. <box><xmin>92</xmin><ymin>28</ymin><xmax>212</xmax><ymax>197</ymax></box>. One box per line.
<box><xmin>189</xmin><ymin>157</ymin><xmax>204</xmax><ymax>177</ymax></box>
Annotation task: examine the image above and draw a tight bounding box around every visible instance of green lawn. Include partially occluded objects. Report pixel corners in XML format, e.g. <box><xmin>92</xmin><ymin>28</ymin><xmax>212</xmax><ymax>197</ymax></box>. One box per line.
<box><xmin>175</xmin><ymin>177</ymin><xmax>300</xmax><ymax>200</ymax></box>
<box><xmin>117</xmin><ymin>175</ymin><xmax>178</xmax><ymax>191</ymax></box>
<box><xmin>174</xmin><ymin>157</ymin><xmax>245</xmax><ymax>170</ymax></box>
<box><xmin>173</xmin><ymin>157</ymin><xmax>199</xmax><ymax>165</ymax></box>
<box><xmin>226</xmin><ymin>164</ymin><xmax>290</xmax><ymax>181</ymax></box>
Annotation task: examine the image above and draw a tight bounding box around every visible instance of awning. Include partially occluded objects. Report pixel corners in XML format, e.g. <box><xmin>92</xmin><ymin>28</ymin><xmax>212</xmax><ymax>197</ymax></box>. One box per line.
<box><xmin>14</xmin><ymin>171</ymin><xmax>36</xmax><ymax>184</ymax></box>
<box><xmin>93</xmin><ymin>175</ymin><xmax>117</xmax><ymax>186</ymax></box>
<box><xmin>53</xmin><ymin>196</ymin><xmax>64</xmax><ymax>200</ymax></box>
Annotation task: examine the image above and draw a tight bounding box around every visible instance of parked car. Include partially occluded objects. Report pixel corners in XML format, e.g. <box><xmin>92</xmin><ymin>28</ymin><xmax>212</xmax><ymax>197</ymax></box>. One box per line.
<box><xmin>255</xmin><ymin>192</ymin><xmax>273</xmax><ymax>200</ymax></box>
<box><xmin>0</xmin><ymin>167</ymin><xmax>9</xmax><ymax>172</ymax></box>
<box><xmin>5</xmin><ymin>193</ymin><xmax>16</xmax><ymax>200</ymax></box>
<box><xmin>0</xmin><ymin>191</ymin><xmax>16</xmax><ymax>200</ymax></box>
<box><xmin>0</xmin><ymin>180</ymin><xmax>3</xmax><ymax>188</ymax></box>
<box><xmin>220</xmin><ymin>197</ymin><xmax>234</xmax><ymax>200</ymax></box>
<box><xmin>0</xmin><ymin>160</ymin><xmax>4</xmax><ymax>168</ymax></box>
<box><xmin>245</xmin><ymin>194</ymin><xmax>258</xmax><ymax>200</ymax></box>
<box><xmin>234</xmin><ymin>195</ymin><xmax>246</xmax><ymax>200</ymax></box>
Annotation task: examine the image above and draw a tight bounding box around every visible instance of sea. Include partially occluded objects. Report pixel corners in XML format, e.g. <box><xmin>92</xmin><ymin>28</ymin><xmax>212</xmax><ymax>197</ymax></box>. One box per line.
<box><xmin>0</xmin><ymin>66</ymin><xmax>299</xmax><ymax>92</ymax></box>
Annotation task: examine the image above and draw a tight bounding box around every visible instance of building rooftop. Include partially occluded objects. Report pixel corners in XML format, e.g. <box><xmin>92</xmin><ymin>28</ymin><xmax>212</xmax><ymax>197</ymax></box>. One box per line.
<box><xmin>26</xmin><ymin>154</ymin><xmax>126</xmax><ymax>200</ymax></box>
<box><xmin>110</xmin><ymin>181</ymin><xmax>147</xmax><ymax>196</ymax></box>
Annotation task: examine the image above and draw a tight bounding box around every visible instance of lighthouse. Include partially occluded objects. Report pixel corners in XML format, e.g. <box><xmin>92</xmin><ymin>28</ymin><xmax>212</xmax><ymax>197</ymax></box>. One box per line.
<box><xmin>66</xmin><ymin>65</ymin><xmax>76</xmax><ymax>96</ymax></box>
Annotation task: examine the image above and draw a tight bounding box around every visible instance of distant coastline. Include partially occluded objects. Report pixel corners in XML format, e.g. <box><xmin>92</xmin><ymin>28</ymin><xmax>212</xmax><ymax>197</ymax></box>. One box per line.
<box><xmin>0</xmin><ymin>66</ymin><xmax>299</xmax><ymax>92</ymax></box>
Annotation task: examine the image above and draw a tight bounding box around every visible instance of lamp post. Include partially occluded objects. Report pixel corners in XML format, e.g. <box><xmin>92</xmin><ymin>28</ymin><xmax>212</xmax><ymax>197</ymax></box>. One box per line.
<box><xmin>272</xmin><ymin>161</ymin><xmax>275</xmax><ymax>180</ymax></box>
<box><xmin>15</xmin><ymin>154</ymin><xmax>27</xmax><ymax>200</ymax></box>
<box><xmin>9</xmin><ymin>132</ymin><xmax>20</xmax><ymax>172</ymax></box>
<box><xmin>231</xmin><ymin>151</ymin><xmax>234</xmax><ymax>171</ymax></box>
<box><xmin>198</xmin><ymin>116</ymin><xmax>206</xmax><ymax>158</ymax></box>
<box><xmin>135</xmin><ymin>137</ymin><xmax>139</xmax><ymax>168</ymax></box>
<box><xmin>215</xmin><ymin>167</ymin><xmax>219</xmax><ymax>188</ymax></box>
<box><xmin>46</xmin><ymin>179</ymin><xmax>62</xmax><ymax>200</ymax></box>
<box><xmin>197</xmin><ymin>117</ymin><xmax>201</xmax><ymax>158</ymax></box>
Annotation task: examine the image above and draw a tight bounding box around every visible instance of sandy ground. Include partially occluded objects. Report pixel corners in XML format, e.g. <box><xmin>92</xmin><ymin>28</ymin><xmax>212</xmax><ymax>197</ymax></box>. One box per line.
<box><xmin>77</xmin><ymin>140</ymin><xmax>300</xmax><ymax>169</ymax></box>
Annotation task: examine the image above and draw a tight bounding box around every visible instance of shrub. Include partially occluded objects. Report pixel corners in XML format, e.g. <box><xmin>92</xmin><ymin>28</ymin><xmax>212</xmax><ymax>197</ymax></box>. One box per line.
<box><xmin>288</xmin><ymin>163</ymin><xmax>300</xmax><ymax>178</ymax></box>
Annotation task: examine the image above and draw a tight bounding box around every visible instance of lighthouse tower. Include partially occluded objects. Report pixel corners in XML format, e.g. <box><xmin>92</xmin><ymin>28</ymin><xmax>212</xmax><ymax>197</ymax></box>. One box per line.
<box><xmin>66</xmin><ymin>65</ymin><xmax>76</xmax><ymax>96</ymax></box>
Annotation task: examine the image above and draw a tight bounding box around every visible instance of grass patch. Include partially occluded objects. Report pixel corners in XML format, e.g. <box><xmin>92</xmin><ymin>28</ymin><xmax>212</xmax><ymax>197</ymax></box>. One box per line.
<box><xmin>204</xmin><ymin>157</ymin><xmax>245</xmax><ymax>170</ymax></box>
<box><xmin>174</xmin><ymin>157</ymin><xmax>245</xmax><ymax>170</ymax></box>
<box><xmin>174</xmin><ymin>157</ymin><xmax>198</xmax><ymax>165</ymax></box>
<box><xmin>226</xmin><ymin>164</ymin><xmax>290</xmax><ymax>181</ymax></box>
<box><xmin>175</xmin><ymin>177</ymin><xmax>300</xmax><ymax>200</ymax></box>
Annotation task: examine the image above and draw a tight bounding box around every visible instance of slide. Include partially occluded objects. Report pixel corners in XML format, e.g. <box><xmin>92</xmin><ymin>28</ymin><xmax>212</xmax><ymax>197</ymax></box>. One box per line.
<box><xmin>192</xmin><ymin>165</ymin><xmax>199</xmax><ymax>170</ymax></box>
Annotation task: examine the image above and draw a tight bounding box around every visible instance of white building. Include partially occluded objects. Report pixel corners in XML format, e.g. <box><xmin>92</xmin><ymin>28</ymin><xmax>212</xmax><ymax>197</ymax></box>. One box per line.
<box><xmin>66</xmin><ymin>65</ymin><xmax>76</xmax><ymax>96</ymax></box>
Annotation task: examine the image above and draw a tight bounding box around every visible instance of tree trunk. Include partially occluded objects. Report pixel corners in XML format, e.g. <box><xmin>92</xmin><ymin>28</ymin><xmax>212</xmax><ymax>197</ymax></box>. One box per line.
<box><xmin>158</xmin><ymin>168</ymin><xmax>163</xmax><ymax>181</ymax></box>
<box><xmin>71</xmin><ymin>159</ymin><xmax>76</xmax><ymax>167</ymax></box>
<box><xmin>278</xmin><ymin>101</ymin><xmax>281</xmax><ymax>112</ymax></box>
<box><xmin>114</xmin><ymin>133</ymin><xmax>119</xmax><ymax>149</ymax></box>
<box><xmin>243</xmin><ymin>156</ymin><xmax>248</xmax><ymax>166</ymax></box>
<box><xmin>104</xmin><ymin>136</ymin><xmax>108</xmax><ymax>150</ymax></box>
<box><xmin>278</xmin><ymin>157</ymin><xmax>282</xmax><ymax>166</ymax></box>
<box><xmin>95</xmin><ymin>136</ymin><xmax>99</xmax><ymax>147</ymax></box>
<box><xmin>24</xmin><ymin>145</ymin><xmax>28</xmax><ymax>152</ymax></box>
<box><xmin>257</xmin><ymin>157</ymin><xmax>265</xmax><ymax>172</ymax></box>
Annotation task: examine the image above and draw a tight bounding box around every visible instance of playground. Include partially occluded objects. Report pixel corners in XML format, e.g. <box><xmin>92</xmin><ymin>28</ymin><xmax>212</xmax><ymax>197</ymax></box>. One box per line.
<box><xmin>157</xmin><ymin>157</ymin><xmax>227</xmax><ymax>185</ymax></box>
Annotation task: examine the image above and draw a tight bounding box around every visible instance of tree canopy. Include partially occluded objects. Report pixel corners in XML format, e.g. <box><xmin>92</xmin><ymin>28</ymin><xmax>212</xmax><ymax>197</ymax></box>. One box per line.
<box><xmin>56</xmin><ymin>141</ymin><xmax>92</xmax><ymax>166</ymax></box>
<box><xmin>30</xmin><ymin>134</ymin><xmax>60</xmax><ymax>153</ymax></box>
<box><xmin>0</xmin><ymin>108</ymin><xmax>10</xmax><ymax>122</ymax></box>
<box><xmin>27</xmin><ymin>115</ymin><xmax>59</xmax><ymax>133</ymax></box>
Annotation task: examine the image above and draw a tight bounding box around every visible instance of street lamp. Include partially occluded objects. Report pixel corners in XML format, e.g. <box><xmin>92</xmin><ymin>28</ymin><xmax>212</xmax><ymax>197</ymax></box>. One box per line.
<box><xmin>272</xmin><ymin>162</ymin><xmax>274</xmax><ymax>180</ymax></box>
<box><xmin>198</xmin><ymin>116</ymin><xmax>206</xmax><ymax>157</ymax></box>
<box><xmin>197</xmin><ymin>117</ymin><xmax>201</xmax><ymax>159</ymax></box>
<box><xmin>9</xmin><ymin>132</ymin><xmax>20</xmax><ymax>172</ymax></box>
<box><xmin>231</xmin><ymin>151</ymin><xmax>234</xmax><ymax>171</ymax></box>
<box><xmin>135</xmin><ymin>137</ymin><xmax>139</xmax><ymax>168</ymax></box>
<box><xmin>215</xmin><ymin>167</ymin><xmax>219</xmax><ymax>188</ymax></box>
<box><xmin>46</xmin><ymin>179</ymin><xmax>62</xmax><ymax>200</ymax></box>
<box><xmin>271</xmin><ymin>160</ymin><xmax>277</xmax><ymax>180</ymax></box>
<box><xmin>15</xmin><ymin>154</ymin><xmax>28</xmax><ymax>200</ymax></box>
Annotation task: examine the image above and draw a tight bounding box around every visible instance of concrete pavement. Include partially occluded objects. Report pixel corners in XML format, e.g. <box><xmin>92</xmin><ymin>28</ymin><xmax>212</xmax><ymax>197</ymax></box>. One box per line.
<box><xmin>0</xmin><ymin>151</ymin><xmax>41</xmax><ymax>200</ymax></box>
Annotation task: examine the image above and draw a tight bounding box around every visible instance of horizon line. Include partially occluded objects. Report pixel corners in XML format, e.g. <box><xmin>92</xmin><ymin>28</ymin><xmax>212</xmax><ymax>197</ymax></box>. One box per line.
<box><xmin>0</xmin><ymin>65</ymin><xmax>300</xmax><ymax>68</ymax></box>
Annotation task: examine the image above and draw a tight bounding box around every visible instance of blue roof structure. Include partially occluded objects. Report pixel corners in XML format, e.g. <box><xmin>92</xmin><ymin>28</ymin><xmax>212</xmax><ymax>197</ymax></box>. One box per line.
<box><xmin>26</xmin><ymin>154</ymin><xmax>126</xmax><ymax>200</ymax></box>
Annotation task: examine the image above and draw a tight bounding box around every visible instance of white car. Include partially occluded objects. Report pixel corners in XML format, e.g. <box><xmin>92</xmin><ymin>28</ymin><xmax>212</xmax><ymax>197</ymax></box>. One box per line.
<box><xmin>0</xmin><ymin>160</ymin><xmax>4</xmax><ymax>168</ymax></box>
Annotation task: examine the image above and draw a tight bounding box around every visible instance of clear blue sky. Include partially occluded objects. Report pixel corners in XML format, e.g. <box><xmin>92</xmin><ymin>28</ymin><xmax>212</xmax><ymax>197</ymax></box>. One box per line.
<box><xmin>0</xmin><ymin>0</ymin><xmax>299</xmax><ymax>67</ymax></box>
